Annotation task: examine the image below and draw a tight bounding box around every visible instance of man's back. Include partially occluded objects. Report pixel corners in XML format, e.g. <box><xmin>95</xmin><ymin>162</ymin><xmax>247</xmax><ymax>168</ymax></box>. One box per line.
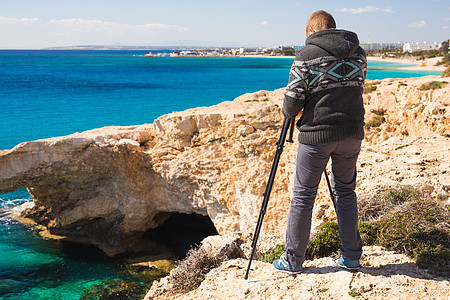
<box><xmin>283</xmin><ymin>28</ymin><xmax>367</xmax><ymax>144</ymax></box>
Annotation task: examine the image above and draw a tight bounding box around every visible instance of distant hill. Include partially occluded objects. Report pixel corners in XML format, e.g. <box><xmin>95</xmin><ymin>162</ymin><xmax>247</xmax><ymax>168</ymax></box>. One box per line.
<box><xmin>43</xmin><ymin>45</ymin><xmax>221</xmax><ymax>50</ymax></box>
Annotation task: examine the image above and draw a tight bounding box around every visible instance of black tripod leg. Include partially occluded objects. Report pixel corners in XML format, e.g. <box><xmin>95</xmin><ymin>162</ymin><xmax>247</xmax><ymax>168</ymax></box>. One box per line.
<box><xmin>323</xmin><ymin>170</ymin><xmax>336</xmax><ymax>209</ymax></box>
<box><xmin>244</xmin><ymin>118</ymin><xmax>293</xmax><ymax>280</ymax></box>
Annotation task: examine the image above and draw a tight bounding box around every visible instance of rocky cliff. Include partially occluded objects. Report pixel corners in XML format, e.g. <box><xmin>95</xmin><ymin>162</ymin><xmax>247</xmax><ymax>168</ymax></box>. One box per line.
<box><xmin>0</xmin><ymin>76</ymin><xmax>449</xmax><ymax>257</ymax></box>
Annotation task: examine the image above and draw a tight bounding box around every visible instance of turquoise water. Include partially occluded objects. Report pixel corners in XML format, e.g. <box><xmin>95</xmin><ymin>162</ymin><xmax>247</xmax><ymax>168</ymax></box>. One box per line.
<box><xmin>0</xmin><ymin>51</ymin><xmax>442</xmax><ymax>299</ymax></box>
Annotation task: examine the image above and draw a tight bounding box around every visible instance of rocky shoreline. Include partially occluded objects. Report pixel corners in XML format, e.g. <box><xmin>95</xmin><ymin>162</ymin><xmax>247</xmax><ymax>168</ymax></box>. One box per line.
<box><xmin>0</xmin><ymin>75</ymin><xmax>449</xmax><ymax>298</ymax></box>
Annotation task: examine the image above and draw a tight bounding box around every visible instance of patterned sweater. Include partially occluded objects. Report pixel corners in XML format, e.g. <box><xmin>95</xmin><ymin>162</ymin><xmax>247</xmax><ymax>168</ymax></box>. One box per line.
<box><xmin>282</xmin><ymin>29</ymin><xmax>367</xmax><ymax>144</ymax></box>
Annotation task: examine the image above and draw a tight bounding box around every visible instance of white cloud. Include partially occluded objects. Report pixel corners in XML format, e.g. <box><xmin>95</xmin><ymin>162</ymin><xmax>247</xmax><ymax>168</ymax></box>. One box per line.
<box><xmin>48</xmin><ymin>18</ymin><xmax>187</xmax><ymax>33</ymax></box>
<box><xmin>134</xmin><ymin>23</ymin><xmax>188</xmax><ymax>31</ymax></box>
<box><xmin>408</xmin><ymin>20</ymin><xmax>427</xmax><ymax>28</ymax></box>
<box><xmin>260</xmin><ymin>21</ymin><xmax>268</xmax><ymax>26</ymax></box>
<box><xmin>335</xmin><ymin>6</ymin><xmax>394</xmax><ymax>14</ymax></box>
<box><xmin>0</xmin><ymin>16</ymin><xmax>39</xmax><ymax>25</ymax></box>
<box><xmin>441</xmin><ymin>26</ymin><xmax>449</xmax><ymax>29</ymax></box>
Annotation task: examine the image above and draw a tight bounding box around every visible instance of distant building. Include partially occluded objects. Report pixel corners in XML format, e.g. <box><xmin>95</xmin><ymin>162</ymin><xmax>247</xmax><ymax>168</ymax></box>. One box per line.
<box><xmin>360</xmin><ymin>42</ymin><xmax>403</xmax><ymax>51</ymax></box>
<box><xmin>359</xmin><ymin>41</ymin><xmax>442</xmax><ymax>53</ymax></box>
<box><xmin>403</xmin><ymin>41</ymin><xmax>442</xmax><ymax>52</ymax></box>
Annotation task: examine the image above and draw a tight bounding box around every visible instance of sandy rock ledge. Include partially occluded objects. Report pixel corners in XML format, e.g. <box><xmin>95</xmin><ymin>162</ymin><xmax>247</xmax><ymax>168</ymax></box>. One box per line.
<box><xmin>145</xmin><ymin>245</ymin><xmax>449</xmax><ymax>300</ymax></box>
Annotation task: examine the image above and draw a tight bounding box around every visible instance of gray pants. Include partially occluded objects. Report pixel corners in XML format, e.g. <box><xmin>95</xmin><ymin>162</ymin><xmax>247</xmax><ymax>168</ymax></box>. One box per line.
<box><xmin>284</xmin><ymin>138</ymin><xmax>363</xmax><ymax>267</ymax></box>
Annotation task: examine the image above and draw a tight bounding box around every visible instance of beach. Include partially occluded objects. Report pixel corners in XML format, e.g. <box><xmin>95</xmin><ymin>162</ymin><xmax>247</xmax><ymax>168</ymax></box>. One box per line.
<box><xmin>367</xmin><ymin>55</ymin><xmax>446</xmax><ymax>72</ymax></box>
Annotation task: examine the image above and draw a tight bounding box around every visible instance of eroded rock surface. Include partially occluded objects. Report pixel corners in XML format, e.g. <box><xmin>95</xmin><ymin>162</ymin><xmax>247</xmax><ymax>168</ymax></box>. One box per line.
<box><xmin>0</xmin><ymin>76</ymin><xmax>449</xmax><ymax>255</ymax></box>
<box><xmin>146</xmin><ymin>246</ymin><xmax>450</xmax><ymax>300</ymax></box>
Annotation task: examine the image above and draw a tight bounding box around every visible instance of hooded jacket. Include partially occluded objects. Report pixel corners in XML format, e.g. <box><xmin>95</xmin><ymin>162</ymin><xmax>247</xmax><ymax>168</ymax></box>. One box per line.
<box><xmin>282</xmin><ymin>29</ymin><xmax>367</xmax><ymax>144</ymax></box>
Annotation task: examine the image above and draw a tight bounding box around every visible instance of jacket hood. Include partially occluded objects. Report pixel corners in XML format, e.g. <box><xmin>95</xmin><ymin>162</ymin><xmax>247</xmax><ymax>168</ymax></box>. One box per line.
<box><xmin>306</xmin><ymin>29</ymin><xmax>360</xmax><ymax>59</ymax></box>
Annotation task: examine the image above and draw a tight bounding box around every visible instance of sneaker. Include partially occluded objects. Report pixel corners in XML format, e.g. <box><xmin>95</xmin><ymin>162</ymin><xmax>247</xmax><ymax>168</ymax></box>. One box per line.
<box><xmin>272</xmin><ymin>255</ymin><xmax>303</xmax><ymax>274</ymax></box>
<box><xmin>337</xmin><ymin>256</ymin><xmax>360</xmax><ymax>270</ymax></box>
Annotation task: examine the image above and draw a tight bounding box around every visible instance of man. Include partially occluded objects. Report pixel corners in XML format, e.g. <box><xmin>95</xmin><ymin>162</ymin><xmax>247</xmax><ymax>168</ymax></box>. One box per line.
<box><xmin>273</xmin><ymin>10</ymin><xmax>367</xmax><ymax>273</ymax></box>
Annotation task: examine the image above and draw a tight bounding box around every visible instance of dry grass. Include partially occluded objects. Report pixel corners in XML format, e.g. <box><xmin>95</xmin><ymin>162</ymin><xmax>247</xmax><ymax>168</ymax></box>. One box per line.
<box><xmin>168</xmin><ymin>240</ymin><xmax>243</xmax><ymax>293</ymax></box>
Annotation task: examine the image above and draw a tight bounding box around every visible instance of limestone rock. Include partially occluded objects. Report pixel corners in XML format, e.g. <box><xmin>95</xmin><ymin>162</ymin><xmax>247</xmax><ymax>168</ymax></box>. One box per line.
<box><xmin>146</xmin><ymin>246</ymin><xmax>449</xmax><ymax>300</ymax></box>
<box><xmin>0</xmin><ymin>76</ymin><xmax>449</xmax><ymax>256</ymax></box>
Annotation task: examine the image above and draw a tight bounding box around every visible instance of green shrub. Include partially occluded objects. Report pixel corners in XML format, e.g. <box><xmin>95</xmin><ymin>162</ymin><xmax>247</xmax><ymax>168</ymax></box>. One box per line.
<box><xmin>383</xmin><ymin>185</ymin><xmax>421</xmax><ymax>205</ymax></box>
<box><xmin>257</xmin><ymin>243</ymin><xmax>285</xmax><ymax>263</ymax></box>
<box><xmin>364</xmin><ymin>81</ymin><xmax>381</xmax><ymax>93</ymax></box>
<box><xmin>419</xmin><ymin>81</ymin><xmax>448</xmax><ymax>91</ymax></box>
<box><xmin>375</xmin><ymin>197</ymin><xmax>450</xmax><ymax>277</ymax></box>
<box><xmin>416</xmin><ymin>246</ymin><xmax>450</xmax><ymax>277</ymax></box>
<box><xmin>305</xmin><ymin>222</ymin><xmax>341</xmax><ymax>259</ymax></box>
<box><xmin>365</xmin><ymin>115</ymin><xmax>385</xmax><ymax>128</ymax></box>
<box><xmin>358</xmin><ymin>222</ymin><xmax>379</xmax><ymax>246</ymax></box>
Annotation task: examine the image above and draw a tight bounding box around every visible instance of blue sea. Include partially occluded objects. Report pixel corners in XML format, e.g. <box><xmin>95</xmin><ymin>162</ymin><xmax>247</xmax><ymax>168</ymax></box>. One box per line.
<box><xmin>0</xmin><ymin>50</ymin><xmax>442</xmax><ymax>299</ymax></box>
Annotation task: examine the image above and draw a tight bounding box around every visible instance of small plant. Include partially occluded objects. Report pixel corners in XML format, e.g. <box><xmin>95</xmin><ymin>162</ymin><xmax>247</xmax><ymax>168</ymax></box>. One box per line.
<box><xmin>419</xmin><ymin>81</ymin><xmax>448</xmax><ymax>91</ymax></box>
<box><xmin>398</xmin><ymin>82</ymin><xmax>407</xmax><ymax>87</ymax></box>
<box><xmin>257</xmin><ymin>243</ymin><xmax>285</xmax><ymax>263</ymax></box>
<box><xmin>305</xmin><ymin>222</ymin><xmax>341</xmax><ymax>259</ymax></box>
<box><xmin>348</xmin><ymin>288</ymin><xmax>358</xmax><ymax>297</ymax></box>
<box><xmin>365</xmin><ymin>115</ymin><xmax>386</xmax><ymax>129</ymax></box>
<box><xmin>169</xmin><ymin>243</ymin><xmax>241</xmax><ymax>292</ymax></box>
<box><xmin>364</xmin><ymin>81</ymin><xmax>381</xmax><ymax>93</ymax></box>
<box><xmin>395</xmin><ymin>144</ymin><xmax>409</xmax><ymax>150</ymax></box>
<box><xmin>170</xmin><ymin>247</ymin><xmax>221</xmax><ymax>292</ymax></box>
<box><xmin>358</xmin><ymin>222</ymin><xmax>379</xmax><ymax>246</ymax></box>
<box><xmin>383</xmin><ymin>185</ymin><xmax>421</xmax><ymax>205</ymax></box>
<box><xmin>244</xmin><ymin>98</ymin><xmax>269</xmax><ymax>102</ymax></box>
<box><xmin>348</xmin><ymin>273</ymin><xmax>358</xmax><ymax>297</ymax></box>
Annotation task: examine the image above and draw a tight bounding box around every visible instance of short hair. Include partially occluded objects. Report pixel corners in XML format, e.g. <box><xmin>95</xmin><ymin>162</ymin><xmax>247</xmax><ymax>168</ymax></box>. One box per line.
<box><xmin>306</xmin><ymin>10</ymin><xmax>336</xmax><ymax>36</ymax></box>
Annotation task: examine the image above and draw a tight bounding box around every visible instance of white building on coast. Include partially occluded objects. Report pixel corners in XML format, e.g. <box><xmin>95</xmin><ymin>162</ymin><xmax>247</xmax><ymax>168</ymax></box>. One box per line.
<box><xmin>403</xmin><ymin>41</ymin><xmax>442</xmax><ymax>52</ymax></box>
<box><xmin>360</xmin><ymin>41</ymin><xmax>442</xmax><ymax>53</ymax></box>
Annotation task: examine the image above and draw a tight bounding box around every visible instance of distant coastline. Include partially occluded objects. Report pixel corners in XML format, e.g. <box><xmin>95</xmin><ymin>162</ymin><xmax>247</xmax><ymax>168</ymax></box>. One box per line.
<box><xmin>38</xmin><ymin>45</ymin><xmax>446</xmax><ymax>73</ymax></box>
<box><xmin>142</xmin><ymin>50</ymin><xmax>445</xmax><ymax>73</ymax></box>
<box><xmin>367</xmin><ymin>56</ymin><xmax>446</xmax><ymax>72</ymax></box>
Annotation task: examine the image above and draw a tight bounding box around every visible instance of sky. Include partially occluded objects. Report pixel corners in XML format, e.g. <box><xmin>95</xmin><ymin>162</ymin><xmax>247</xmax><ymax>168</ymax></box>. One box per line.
<box><xmin>0</xmin><ymin>0</ymin><xmax>449</xmax><ymax>49</ymax></box>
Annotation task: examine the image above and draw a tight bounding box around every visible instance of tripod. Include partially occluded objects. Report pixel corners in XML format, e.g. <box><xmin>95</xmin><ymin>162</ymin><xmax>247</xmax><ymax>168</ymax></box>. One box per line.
<box><xmin>244</xmin><ymin>118</ymin><xmax>336</xmax><ymax>279</ymax></box>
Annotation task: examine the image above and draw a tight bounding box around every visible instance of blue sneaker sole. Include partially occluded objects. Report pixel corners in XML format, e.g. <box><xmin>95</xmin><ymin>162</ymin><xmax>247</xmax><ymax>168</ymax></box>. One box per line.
<box><xmin>336</xmin><ymin>261</ymin><xmax>360</xmax><ymax>270</ymax></box>
<box><xmin>272</xmin><ymin>264</ymin><xmax>303</xmax><ymax>274</ymax></box>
